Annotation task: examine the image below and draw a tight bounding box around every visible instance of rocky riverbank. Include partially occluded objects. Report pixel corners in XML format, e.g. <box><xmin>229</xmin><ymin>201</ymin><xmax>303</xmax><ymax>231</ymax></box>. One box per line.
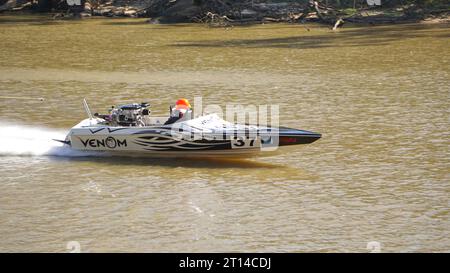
<box><xmin>1</xmin><ymin>0</ymin><xmax>449</xmax><ymax>26</ymax></box>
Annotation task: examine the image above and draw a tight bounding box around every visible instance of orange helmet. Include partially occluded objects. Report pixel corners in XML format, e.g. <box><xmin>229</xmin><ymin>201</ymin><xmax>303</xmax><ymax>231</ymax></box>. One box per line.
<box><xmin>175</xmin><ymin>98</ymin><xmax>191</xmax><ymax>109</ymax></box>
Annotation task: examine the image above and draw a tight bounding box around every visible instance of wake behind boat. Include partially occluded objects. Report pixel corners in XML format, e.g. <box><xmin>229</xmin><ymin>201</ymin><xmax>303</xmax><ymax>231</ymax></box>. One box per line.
<box><xmin>58</xmin><ymin>99</ymin><xmax>321</xmax><ymax>158</ymax></box>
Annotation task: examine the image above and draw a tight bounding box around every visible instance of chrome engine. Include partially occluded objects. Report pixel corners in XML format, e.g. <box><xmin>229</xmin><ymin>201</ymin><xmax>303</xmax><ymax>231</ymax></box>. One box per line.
<box><xmin>110</xmin><ymin>103</ymin><xmax>150</xmax><ymax>127</ymax></box>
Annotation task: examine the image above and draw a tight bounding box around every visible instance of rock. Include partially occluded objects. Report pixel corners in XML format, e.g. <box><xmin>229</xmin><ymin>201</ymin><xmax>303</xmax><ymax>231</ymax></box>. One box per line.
<box><xmin>93</xmin><ymin>8</ymin><xmax>112</xmax><ymax>16</ymax></box>
<box><xmin>80</xmin><ymin>12</ymin><xmax>91</xmax><ymax>18</ymax></box>
<box><xmin>113</xmin><ymin>10</ymin><xmax>124</xmax><ymax>16</ymax></box>
<box><xmin>84</xmin><ymin>1</ymin><xmax>91</xmax><ymax>12</ymax></box>
<box><xmin>152</xmin><ymin>0</ymin><xmax>202</xmax><ymax>23</ymax></box>
<box><xmin>124</xmin><ymin>9</ymin><xmax>137</xmax><ymax>17</ymax></box>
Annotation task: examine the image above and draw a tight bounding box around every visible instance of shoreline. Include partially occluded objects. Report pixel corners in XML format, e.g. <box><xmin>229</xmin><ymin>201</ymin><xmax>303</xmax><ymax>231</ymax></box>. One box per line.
<box><xmin>1</xmin><ymin>1</ymin><xmax>449</xmax><ymax>27</ymax></box>
<box><xmin>1</xmin><ymin>10</ymin><xmax>448</xmax><ymax>27</ymax></box>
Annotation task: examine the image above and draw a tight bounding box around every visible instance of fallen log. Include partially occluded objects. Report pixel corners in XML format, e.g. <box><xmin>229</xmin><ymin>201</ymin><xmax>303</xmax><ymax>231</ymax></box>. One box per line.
<box><xmin>262</xmin><ymin>17</ymin><xmax>281</xmax><ymax>22</ymax></box>
<box><xmin>0</xmin><ymin>0</ymin><xmax>30</xmax><ymax>12</ymax></box>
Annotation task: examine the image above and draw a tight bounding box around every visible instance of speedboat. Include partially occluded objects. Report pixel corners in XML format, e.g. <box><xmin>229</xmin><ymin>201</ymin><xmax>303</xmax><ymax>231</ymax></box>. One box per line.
<box><xmin>57</xmin><ymin>99</ymin><xmax>321</xmax><ymax>158</ymax></box>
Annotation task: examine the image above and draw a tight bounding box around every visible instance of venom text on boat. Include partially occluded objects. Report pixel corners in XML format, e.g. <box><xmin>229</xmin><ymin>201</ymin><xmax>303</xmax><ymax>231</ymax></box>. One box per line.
<box><xmin>58</xmin><ymin>99</ymin><xmax>321</xmax><ymax>158</ymax></box>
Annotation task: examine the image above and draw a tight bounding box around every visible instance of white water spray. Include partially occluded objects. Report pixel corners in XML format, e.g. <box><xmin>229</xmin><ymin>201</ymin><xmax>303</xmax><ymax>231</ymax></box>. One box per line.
<box><xmin>0</xmin><ymin>123</ymin><xmax>97</xmax><ymax>157</ymax></box>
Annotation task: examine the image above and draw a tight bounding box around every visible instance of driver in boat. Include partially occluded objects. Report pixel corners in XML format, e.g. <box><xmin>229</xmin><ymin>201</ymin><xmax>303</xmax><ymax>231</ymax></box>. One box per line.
<box><xmin>164</xmin><ymin>98</ymin><xmax>192</xmax><ymax>125</ymax></box>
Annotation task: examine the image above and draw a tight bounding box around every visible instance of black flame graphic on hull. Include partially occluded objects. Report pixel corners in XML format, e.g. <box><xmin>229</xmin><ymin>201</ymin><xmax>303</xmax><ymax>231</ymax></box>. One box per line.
<box><xmin>132</xmin><ymin>136</ymin><xmax>231</xmax><ymax>151</ymax></box>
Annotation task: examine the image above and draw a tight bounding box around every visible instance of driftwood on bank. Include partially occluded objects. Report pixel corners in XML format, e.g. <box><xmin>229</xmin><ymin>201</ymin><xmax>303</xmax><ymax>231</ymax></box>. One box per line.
<box><xmin>4</xmin><ymin>0</ymin><xmax>439</xmax><ymax>27</ymax></box>
<box><xmin>141</xmin><ymin>0</ymin><xmax>439</xmax><ymax>27</ymax></box>
<box><xmin>190</xmin><ymin>0</ymin><xmax>346</xmax><ymax>28</ymax></box>
<box><xmin>144</xmin><ymin>0</ymin><xmax>310</xmax><ymax>25</ymax></box>
<box><xmin>0</xmin><ymin>0</ymin><xmax>30</xmax><ymax>11</ymax></box>
<box><xmin>309</xmin><ymin>1</ymin><xmax>344</xmax><ymax>30</ymax></box>
<box><xmin>0</xmin><ymin>0</ymin><xmax>373</xmax><ymax>29</ymax></box>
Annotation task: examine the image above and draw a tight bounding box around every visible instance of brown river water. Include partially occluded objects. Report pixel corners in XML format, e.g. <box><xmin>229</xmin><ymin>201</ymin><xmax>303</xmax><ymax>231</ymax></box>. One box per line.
<box><xmin>0</xmin><ymin>15</ymin><xmax>449</xmax><ymax>252</ymax></box>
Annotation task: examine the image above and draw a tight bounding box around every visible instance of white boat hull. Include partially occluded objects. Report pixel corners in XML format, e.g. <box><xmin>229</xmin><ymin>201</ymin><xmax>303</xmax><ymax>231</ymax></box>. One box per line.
<box><xmin>64</xmin><ymin>116</ymin><xmax>320</xmax><ymax>158</ymax></box>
